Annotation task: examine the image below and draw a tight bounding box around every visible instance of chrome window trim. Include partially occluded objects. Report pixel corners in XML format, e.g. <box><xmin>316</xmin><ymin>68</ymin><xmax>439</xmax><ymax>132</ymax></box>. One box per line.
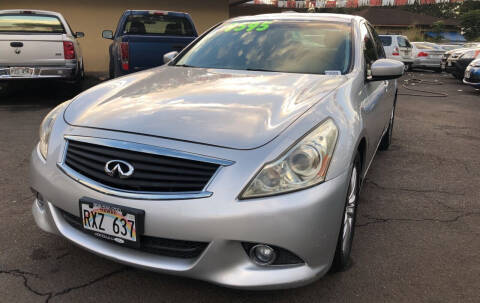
<box><xmin>57</xmin><ymin>136</ymin><xmax>234</xmax><ymax>200</ymax></box>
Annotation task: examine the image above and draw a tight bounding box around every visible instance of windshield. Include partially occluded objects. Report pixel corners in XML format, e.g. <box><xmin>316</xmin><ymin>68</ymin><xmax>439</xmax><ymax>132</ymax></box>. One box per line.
<box><xmin>175</xmin><ymin>20</ymin><xmax>352</xmax><ymax>75</ymax></box>
<box><xmin>123</xmin><ymin>14</ymin><xmax>195</xmax><ymax>36</ymax></box>
<box><xmin>0</xmin><ymin>14</ymin><xmax>65</xmax><ymax>33</ymax></box>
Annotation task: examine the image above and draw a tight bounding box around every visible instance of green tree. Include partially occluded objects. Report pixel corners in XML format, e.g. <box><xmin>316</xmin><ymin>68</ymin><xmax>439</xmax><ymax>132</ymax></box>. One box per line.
<box><xmin>460</xmin><ymin>10</ymin><xmax>480</xmax><ymax>41</ymax></box>
<box><xmin>431</xmin><ymin>21</ymin><xmax>445</xmax><ymax>42</ymax></box>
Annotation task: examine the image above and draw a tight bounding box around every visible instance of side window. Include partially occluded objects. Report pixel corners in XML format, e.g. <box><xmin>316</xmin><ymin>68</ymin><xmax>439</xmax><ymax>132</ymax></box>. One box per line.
<box><xmin>360</xmin><ymin>23</ymin><xmax>378</xmax><ymax>77</ymax></box>
<box><xmin>379</xmin><ymin>35</ymin><xmax>392</xmax><ymax>47</ymax></box>
<box><xmin>405</xmin><ymin>37</ymin><xmax>412</xmax><ymax>48</ymax></box>
<box><xmin>367</xmin><ymin>25</ymin><xmax>386</xmax><ymax>59</ymax></box>
<box><xmin>397</xmin><ymin>36</ymin><xmax>411</xmax><ymax>48</ymax></box>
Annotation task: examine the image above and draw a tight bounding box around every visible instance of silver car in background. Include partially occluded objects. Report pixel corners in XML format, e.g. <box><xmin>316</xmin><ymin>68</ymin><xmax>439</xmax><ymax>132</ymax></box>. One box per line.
<box><xmin>379</xmin><ymin>34</ymin><xmax>414</xmax><ymax>70</ymax></box>
<box><xmin>30</xmin><ymin>13</ymin><xmax>403</xmax><ymax>289</ymax></box>
<box><xmin>0</xmin><ymin>10</ymin><xmax>84</xmax><ymax>81</ymax></box>
<box><xmin>411</xmin><ymin>42</ymin><xmax>445</xmax><ymax>72</ymax></box>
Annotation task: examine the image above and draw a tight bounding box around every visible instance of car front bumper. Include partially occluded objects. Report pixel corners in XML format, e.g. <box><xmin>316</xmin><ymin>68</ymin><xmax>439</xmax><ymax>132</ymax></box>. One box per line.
<box><xmin>30</xmin><ymin>143</ymin><xmax>351</xmax><ymax>289</ymax></box>
<box><xmin>463</xmin><ymin>78</ymin><xmax>480</xmax><ymax>88</ymax></box>
<box><xmin>0</xmin><ymin>65</ymin><xmax>77</xmax><ymax>80</ymax></box>
<box><xmin>463</xmin><ymin>66</ymin><xmax>480</xmax><ymax>87</ymax></box>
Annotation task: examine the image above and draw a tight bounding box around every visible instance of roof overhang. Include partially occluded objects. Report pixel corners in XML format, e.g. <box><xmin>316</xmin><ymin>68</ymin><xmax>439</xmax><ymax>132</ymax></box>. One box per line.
<box><xmin>229</xmin><ymin>0</ymin><xmax>251</xmax><ymax>6</ymax></box>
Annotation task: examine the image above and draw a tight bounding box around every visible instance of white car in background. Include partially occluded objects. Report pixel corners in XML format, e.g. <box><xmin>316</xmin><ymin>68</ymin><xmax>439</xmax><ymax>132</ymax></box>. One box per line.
<box><xmin>411</xmin><ymin>42</ymin><xmax>445</xmax><ymax>72</ymax></box>
<box><xmin>0</xmin><ymin>10</ymin><xmax>84</xmax><ymax>82</ymax></box>
<box><xmin>379</xmin><ymin>34</ymin><xmax>414</xmax><ymax>70</ymax></box>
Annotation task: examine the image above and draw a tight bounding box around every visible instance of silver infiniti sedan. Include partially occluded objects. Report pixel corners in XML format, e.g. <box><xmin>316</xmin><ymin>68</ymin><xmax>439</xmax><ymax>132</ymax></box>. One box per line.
<box><xmin>30</xmin><ymin>13</ymin><xmax>403</xmax><ymax>289</ymax></box>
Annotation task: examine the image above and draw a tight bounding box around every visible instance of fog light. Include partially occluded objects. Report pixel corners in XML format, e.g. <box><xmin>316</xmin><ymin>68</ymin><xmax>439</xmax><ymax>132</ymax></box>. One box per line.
<box><xmin>249</xmin><ymin>244</ymin><xmax>276</xmax><ymax>266</ymax></box>
<box><xmin>36</xmin><ymin>192</ymin><xmax>46</xmax><ymax>209</ymax></box>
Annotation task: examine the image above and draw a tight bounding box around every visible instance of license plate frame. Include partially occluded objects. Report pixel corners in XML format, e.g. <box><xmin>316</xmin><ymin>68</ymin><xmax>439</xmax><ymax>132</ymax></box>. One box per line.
<box><xmin>9</xmin><ymin>67</ymin><xmax>34</xmax><ymax>77</ymax></box>
<box><xmin>79</xmin><ymin>197</ymin><xmax>144</xmax><ymax>248</ymax></box>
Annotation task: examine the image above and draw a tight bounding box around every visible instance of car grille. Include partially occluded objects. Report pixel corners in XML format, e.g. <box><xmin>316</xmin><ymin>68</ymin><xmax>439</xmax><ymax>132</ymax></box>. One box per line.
<box><xmin>64</xmin><ymin>140</ymin><xmax>220</xmax><ymax>193</ymax></box>
<box><xmin>60</xmin><ymin>209</ymin><xmax>209</xmax><ymax>259</ymax></box>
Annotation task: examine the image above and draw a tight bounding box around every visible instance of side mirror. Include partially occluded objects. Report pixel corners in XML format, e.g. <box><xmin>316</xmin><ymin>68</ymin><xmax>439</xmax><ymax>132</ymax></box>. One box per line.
<box><xmin>163</xmin><ymin>51</ymin><xmax>179</xmax><ymax>64</ymax></box>
<box><xmin>369</xmin><ymin>59</ymin><xmax>404</xmax><ymax>81</ymax></box>
<box><xmin>75</xmin><ymin>32</ymin><xmax>85</xmax><ymax>38</ymax></box>
<box><xmin>102</xmin><ymin>30</ymin><xmax>113</xmax><ymax>40</ymax></box>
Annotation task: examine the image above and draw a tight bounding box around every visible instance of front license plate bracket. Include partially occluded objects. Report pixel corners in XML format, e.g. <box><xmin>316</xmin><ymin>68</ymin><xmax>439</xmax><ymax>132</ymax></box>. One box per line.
<box><xmin>79</xmin><ymin>197</ymin><xmax>145</xmax><ymax>248</ymax></box>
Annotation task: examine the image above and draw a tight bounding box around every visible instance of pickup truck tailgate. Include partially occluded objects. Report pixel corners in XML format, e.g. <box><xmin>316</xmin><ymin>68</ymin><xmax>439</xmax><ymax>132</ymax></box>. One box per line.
<box><xmin>123</xmin><ymin>35</ymin><xmax>195</xmax><ymax>72</ymax></box>
<box><xmin>0</xmin><ymin>34</ymin><xmax>66</xmax><ymax>66</ymax></box>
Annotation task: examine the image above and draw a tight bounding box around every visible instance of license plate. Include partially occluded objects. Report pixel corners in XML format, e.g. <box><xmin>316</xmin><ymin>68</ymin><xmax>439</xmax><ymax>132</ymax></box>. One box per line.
<box><xmin>80</xmin><ymin>198</ymin><xmax>144</xmax><ymax>247</ymax></box>
<box><xmin>9</xmin><ymin>67</ymin><xmax>34</xmax><ymax>77</ymax></box>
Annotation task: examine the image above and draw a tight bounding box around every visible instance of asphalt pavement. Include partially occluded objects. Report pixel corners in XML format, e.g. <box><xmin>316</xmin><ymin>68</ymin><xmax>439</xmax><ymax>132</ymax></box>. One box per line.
<box><xmin>0</xmin><ymin>72</ymin><xmax>479</xmax><ymax>302</ymax></box>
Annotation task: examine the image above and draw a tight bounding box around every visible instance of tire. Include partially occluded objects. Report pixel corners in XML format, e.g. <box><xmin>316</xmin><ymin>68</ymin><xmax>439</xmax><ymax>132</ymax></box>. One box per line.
<box><xmin>66</xmin><ymin>62</ymin><xmax>84</xmax><ymax>94</ymax></box>
<box><xmin>331</xmin><ymin>153</ymin><xmax>361</xmax><ymax>272</ymax></box>
<box><xmin>433</xmin><ymin>68</ymin><xmax>442</xmax><ymax>73</ymax></box>
<box><xmin>109</xmin><ymin>58</ymin><xmax>115</xmax><ymax>79</ymax></box>
<box><xmin>0</xmin><ymin>81</ymin><xmax>9</xmax><ymax>98</ymax></box>
<box><xmin>404</xmin><ymin>63</ymin><xmax>412</xmax><ymax>72</ymax></box>
<box><xmin>379</xmin><ymin>94</ymin><xmax>396</xmax><ymax>151</ymax></box>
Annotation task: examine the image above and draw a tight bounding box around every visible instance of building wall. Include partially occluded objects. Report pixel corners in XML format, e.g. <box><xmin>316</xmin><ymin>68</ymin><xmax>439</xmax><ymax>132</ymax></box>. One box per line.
<box><xmin>1</xmin><ymin>0</ymin><xmax>229</xmax><ymax>73</ymax></box>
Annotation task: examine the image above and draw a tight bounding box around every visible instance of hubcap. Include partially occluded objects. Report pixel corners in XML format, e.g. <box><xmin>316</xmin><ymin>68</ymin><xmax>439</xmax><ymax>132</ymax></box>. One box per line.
<box><xmin>341</xmin><ymin>166</ymin><xmax>358</xmax><ymax>257</ymax></box>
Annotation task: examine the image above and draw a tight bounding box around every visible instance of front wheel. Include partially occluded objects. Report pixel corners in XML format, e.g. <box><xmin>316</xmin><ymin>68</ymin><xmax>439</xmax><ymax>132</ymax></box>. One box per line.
<box><xmin>331</xmin><ymin>153</ymin><xmax>361</xmax><ymax>271</ymax></box>
<box><xmin>0</xmin><ymin>81</ymin><xmax>9</xmax><ymax>98</ymax></box>
<box><xmin>404</xmin><ymin>63</ymin><xmax>412</xmax><ymax>72</ymax></box>
<box><xmin>109</xmin><ymin>58</ymin><xmax>115</xmax><ymax>79</ymax></box>
<box><xmin>379</xmin><ymin>96</ymin><xmax>396</xmax><ymax>151</ymax></box>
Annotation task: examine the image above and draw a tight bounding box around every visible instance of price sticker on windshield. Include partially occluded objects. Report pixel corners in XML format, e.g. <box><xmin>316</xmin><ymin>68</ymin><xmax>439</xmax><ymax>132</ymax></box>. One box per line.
<box><xmin>224</xmin><ymin>21</ymin><xmax>273</xmax><ymax>33</ymax></box>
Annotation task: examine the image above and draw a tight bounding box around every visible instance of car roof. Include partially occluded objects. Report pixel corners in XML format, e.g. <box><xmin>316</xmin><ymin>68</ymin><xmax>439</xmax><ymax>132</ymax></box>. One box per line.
<box><xmin>124</xmin><ymin>10</ymin><xmax>189</xmax><ymax>17</ymax></box>
<box><xmin>0</xmin><ymin>9</ymin><xmax>63</xmax><ymax>17</ymax></box>
<box><xmin>228</xmin><ymin>13</ymin><xmax>361</xmax><ymax>23</ymax></box>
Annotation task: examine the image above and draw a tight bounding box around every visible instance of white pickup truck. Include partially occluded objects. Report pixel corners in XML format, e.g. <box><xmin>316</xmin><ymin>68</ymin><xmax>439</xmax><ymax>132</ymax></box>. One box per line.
<box><xmin>0</xmin><ymin>10</ymin><xmax>84</xmax><ymax>81</ymax></box>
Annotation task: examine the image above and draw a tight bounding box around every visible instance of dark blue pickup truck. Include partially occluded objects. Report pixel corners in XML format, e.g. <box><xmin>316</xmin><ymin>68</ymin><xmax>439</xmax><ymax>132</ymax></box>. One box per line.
<box><xmin>102</xmin><ymin>10</ymin><xmax>198</xmax><ymax>78</ymax></box>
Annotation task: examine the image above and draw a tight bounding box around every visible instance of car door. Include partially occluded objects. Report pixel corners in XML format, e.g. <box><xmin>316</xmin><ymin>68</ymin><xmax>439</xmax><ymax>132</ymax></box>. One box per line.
<box><xmin>368</xmin><ymin>24</ymin><xmax>396</xmax><ymax>134</ymax></box>
<box><xmin>359</xmin><ymin>23</ymin><xmax>389</xmax><ymax>161</ymax></box>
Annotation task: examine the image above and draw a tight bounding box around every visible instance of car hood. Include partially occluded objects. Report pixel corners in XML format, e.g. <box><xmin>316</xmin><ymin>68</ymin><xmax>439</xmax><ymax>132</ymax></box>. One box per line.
<box><xmin>64</xmin><ymin>66</ymin><xmax>343</xmax><ymax>150</ymax></box>
<box><xmin>469</xmin><ymin>59</ymin><xmax>480</xmax><ymax>67</ymax></box>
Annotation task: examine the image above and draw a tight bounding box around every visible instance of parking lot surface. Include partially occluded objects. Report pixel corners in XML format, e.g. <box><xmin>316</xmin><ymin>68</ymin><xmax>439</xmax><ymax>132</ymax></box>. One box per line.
<box><xmin>0</xmin><ymin>73</ymin><xmax>479</xmax><ymax>302</ymax></box>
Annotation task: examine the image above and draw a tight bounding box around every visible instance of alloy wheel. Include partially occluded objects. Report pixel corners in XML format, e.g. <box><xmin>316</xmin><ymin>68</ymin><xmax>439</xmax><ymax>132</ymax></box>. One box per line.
<box><xmin>341</xmin><ymin>166</ymin><xmax>358</xmax><ymax>258</ymax></box>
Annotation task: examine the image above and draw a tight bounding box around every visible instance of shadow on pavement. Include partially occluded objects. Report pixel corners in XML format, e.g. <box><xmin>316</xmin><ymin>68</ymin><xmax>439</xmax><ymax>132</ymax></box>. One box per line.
<box><xmin>0</xmin><ymin>76</ymin><xmax>104</xmax><ymax>110</ymax></box>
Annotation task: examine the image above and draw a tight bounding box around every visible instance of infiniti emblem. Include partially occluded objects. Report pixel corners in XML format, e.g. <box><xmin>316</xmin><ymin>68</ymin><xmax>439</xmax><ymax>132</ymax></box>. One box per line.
<box><xmin>14</xmin><ymin>48</ymin><xmax>21</xmax><ymax>55</ymax></box>
<box><xmin>104</xmin><ymin>160</ymin><xmax>134</xmax><ymax>179</ymax></box>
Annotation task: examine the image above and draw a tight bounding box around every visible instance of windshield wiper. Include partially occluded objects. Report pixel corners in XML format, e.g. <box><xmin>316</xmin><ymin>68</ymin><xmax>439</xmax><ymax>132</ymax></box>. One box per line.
<box><xmin>245</xmin><ymin>68</ymin><xmax>275</xmax><ymax>72</ymax></box>
<box><xmin>175</xmin><ymin>64</ymin><xmax>198</xmax><ymax>68</ymax></box>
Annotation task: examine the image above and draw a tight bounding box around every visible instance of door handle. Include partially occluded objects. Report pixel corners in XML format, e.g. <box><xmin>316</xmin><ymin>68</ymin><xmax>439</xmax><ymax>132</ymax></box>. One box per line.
<box><xmin>10</xmin><ymin>42</ymin><xmax>23</xmax><ymax>48</ymax></box>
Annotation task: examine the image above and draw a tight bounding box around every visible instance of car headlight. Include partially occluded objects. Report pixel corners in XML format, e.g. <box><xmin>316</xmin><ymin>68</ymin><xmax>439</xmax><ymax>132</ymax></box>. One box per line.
<box><xmin>240</xmin><ymin>119</ymin><xmax>338</xmax><ymax>199</ymax></box>
<box><xmin>38</xmin><ymin>101</ymin><xmax>70</xmax><ymax>160</ymax></box>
